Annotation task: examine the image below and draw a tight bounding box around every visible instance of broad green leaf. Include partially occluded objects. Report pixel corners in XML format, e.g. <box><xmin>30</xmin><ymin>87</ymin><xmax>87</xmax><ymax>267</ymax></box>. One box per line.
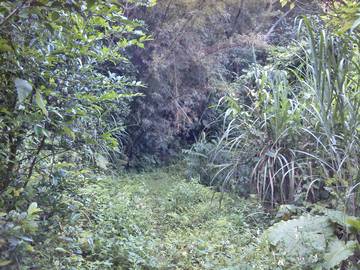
<box><xmin>35</xmin><ymin>90</ymin><xmax>48</xmax><ymax>117</ymax></box>
<box><xmin>323</xmin><ymin>240</ymin><xmax>357</xmax><ymax>269</ymax></box>
<box><xmin>86</xmin><ymin>0</ymin><xmax>96</xmax><ymax>8</ymax></box>
<box><xmin>148</xmin><ymin>0</ymin><xmax>157</xmax><ymax>7</ymax></box>
<box><xmin>95</xmin><ymin>154</ymin><xmax>108</xmax><ymax>170</ymax></box>
<box><xmin>55</xmin><ymin>247</ymin><xmax>68</xmax><ymax>253</ymax></box>
<box><xmin>267</xmin><ymin>215</ymin><xmax>333</xmax><ymax>259</ymax></box>
<box><xmin>34</xmin><ymin>124</ymin><xmax>48</xmax><ymax>137</ymax></box>
<box><xmin>0</xmin><ymin>38</ymin><xmax>12</xmax><ymax>52</ymax></box>
<box><xmin>13</xmin><ymin>188</ymin><xmax>23</xmax><ymax>197</ymax></box>
<box><xmin>27</xmin><ymin>202</ymin><xmax>41</xmax><ymax>216</ymax></box>
<box><xmin>102</xmin><ymin>132</ymin><xmax>119</xmax><ymax>149</ymax></box>
<box><xmin>0</xmin><ymin>260</ymin><xmax>12</xmax><ymax>267</ymax></box>
<box><xmin>15</xmin><ymin>78</ymin><xmax>32</xmax><ymax>104</ymax></box>
<box><xmin>51</xmin><ymin>11</ymin><xmax>60</xmax><ymax>20</ymax></box>
<box><xmin>99</xmin><ymin>91</ymin><xmax>118</xmax><ymax>101</ymax></box>
<box><xmin>323</xmin><ymin>209</ymin><xmax>348</xmax><ymax>227</ymax></box>
<box><xmin>351</xmin><ymin>16</ymin><xmax>360</xmax><ymax>31</ymax></box>
<box><xmin>98</xmin><ymin>91</ymin><xmax>141</xmax><ymax>101</ymax></box>
<box><xmin>34</xmin><ymin>125</ymin><xmax>42</xmax><ymax>137</ymax></box>
<box><xmin>347</xmin><ymin>218</ymin><xmax>360</xmax><ymax>231</ymax></box>
<box><xmin>279</xmin><ymin>0</ymin><xmax>288</xmax><ymax>8</ymax></box>
<box><xmin>63</xmin><ymin>126</ymin><xmax>75</xmax><ymax>140</ymax></box>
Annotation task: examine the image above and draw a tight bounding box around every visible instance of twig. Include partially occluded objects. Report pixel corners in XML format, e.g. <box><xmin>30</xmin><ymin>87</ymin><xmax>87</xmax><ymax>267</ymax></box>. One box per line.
<box><xmin>0</xmin><ymin>1</ymin><xmax>29</xmax><ymax>27</ymax></box>
<box><xmin>27</xmin><ymin>135</ymin><xmax>46</xmax><ymax>180</ymax></box>
<box><xmin>264</xmin><ymin>9</ymin><xmax>292</xmax><ymax>42</ymax></box>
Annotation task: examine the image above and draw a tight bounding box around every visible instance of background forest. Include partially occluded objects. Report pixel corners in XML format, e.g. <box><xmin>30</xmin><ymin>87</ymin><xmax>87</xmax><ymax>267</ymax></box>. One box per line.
<box><xmin>0</xmin><ymin>0</ymin><xmax>360</xmax><ymax>269</ymax></box>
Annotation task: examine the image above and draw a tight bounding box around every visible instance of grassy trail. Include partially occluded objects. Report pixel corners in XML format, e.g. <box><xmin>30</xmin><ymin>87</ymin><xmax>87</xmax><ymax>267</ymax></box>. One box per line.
<box><xmin>30</xmin><ymin>167</ymin><xmax>275</xmax><ymax>269</ymax></box>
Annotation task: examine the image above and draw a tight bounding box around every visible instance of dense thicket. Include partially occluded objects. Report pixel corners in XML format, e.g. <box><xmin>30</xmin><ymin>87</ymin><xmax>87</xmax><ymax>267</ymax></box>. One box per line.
<box><xmin>124</xmin><ymin>0</ymin><xmax>312</xmax><ymax>165</ymax></box>
<box><xmin>185</xmin><ymin>1</ymin><xmax>360</xmax><ymax>268</ymax></box>
<box><xmin>0</xmin><ymin>0</ymin><xmax>153</xmax><ymax>195</ymax></box>
<box><xmin>187</xmin><ymin>0</ymin><xmax>360</xmax><ymax>210</ymax></box>
<box><xmin>0</xmin><ymin>0</ymin><xmax>154</xmax><ymax>266</ymax></box>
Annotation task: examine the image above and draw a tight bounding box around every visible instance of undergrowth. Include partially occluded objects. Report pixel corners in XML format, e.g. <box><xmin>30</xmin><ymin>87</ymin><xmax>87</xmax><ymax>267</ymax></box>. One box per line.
<box><xmin>7</xmin><ymin>167</ymin><xmax>275</xmax><ymax>269</ymax></box>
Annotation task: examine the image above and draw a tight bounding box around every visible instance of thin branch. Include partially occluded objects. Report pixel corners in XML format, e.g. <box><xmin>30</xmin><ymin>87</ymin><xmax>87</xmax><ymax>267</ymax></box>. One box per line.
<box><xmin>230</xmin><ymin>0</ymin><xmax>245</xmax><ymax>35</ymax></box>
<box><xmin>0</xmin><ymin>1</ymin><xmax>29</xmax><ymax>27</ymax></box>
<box><xmin>264</xmin><ymin>9</ymin><xmax>292</xmax><ymax>42</ymax></box>
<box><xmin>27</xmin><ymin>136</ymin><xmax>46</xmax><ymax>180</ymax></box>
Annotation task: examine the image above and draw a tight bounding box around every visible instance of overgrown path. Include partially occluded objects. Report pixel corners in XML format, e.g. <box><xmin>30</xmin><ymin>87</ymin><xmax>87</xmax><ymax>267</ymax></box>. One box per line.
<box><xmin>34</xmin><ymin>167</ymin><xmax>273</xmax><ymax>269</ymax></box>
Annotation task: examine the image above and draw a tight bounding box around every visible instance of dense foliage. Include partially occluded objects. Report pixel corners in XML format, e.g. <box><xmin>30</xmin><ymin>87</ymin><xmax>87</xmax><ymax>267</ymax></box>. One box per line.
<box><xmin>0</xmin><ymin>1</ymin><xmax>152</xmax><ymax>196</ymax></box>
<box><xmin>3</xmin><ymin>167</ymin><xmax>271</xmax><ymax>269</ymax></box>
<box><xmin>0</xmin><ymin>0</ymin><xmax>153</xmax><ymax>267</ymax></box>
<box><xmin>1</xmin><ymin>0</ymin><xmax>360</xmax><ymax>269</ymax></box>
<box><xmin>124</xmin><ymin>0</ymin><xmax>304</xmax><ymax>165</ymax></box>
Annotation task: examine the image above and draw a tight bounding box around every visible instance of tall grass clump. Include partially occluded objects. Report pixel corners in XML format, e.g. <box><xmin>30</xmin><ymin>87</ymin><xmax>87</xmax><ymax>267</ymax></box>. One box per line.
<box><xmin>296</xmin><ymin>18</ymin><xmax>360</xmax><ymax>214</ymax></box>
<box><xmin>186</xmin><ymin>17</ymin><xmax>360</xmax><ymax>213</ymax></box>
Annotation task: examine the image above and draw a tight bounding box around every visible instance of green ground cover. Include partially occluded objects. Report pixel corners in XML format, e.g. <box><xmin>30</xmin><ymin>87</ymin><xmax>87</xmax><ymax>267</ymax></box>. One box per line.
<box><xmin>22</xmin><ymin>167</ymin><xmax>275</xmax><ymax>269</ymax></box>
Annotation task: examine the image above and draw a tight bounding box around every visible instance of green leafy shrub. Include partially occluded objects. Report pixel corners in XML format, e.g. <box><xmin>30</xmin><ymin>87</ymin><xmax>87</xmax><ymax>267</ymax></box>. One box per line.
<box><xmin>0</xmin><ymin>0</ymin><xmax>151</xmax><ymax>199</ymax></box>
<box><xmin>0</xmin><ymin>1</ymin><xmax>154</xmax><ymax>266</ymax></box>
<box><xmin>184</xmin><ymin>133</ymin><xmax>234</xmax><ymax>188</ymax></box>
<box><xmin>0</xmin><ymin>202</ymin><xmax>41</xmax><ymax>268</ymax></box>
<box><xmin>265</xmin><ymin>209</ymin><xmax>360</xmax><ymax>269</ymax></box>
